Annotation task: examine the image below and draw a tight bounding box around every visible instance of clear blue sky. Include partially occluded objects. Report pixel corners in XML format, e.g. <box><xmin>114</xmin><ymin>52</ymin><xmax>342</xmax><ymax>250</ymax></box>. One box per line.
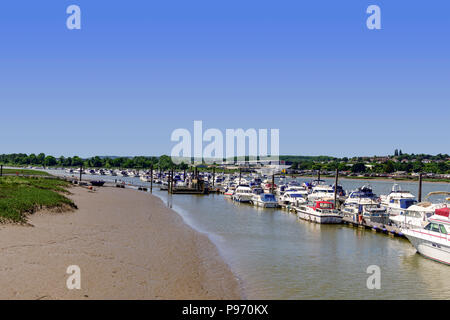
<box><xmin>0</xmin><ymin>1</ymin><xmax>448</xmax><ymax>158</ymax></box>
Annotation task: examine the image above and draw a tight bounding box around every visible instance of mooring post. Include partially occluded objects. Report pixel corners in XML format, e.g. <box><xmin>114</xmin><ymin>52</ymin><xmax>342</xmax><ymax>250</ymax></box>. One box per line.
<box><xmin>418</xmin><ymin>173</ymin><xmax>423</xmax><ymax>203</ymax></box>
<box><xmin>171</xmin><ymin>169</ymin><xmax>174</xmax><ymax>193</ymax></box>
<box><xmin>212</xmin><ymin>166</ymin><xmax>215</xmax><ymax>187</ymax></box>
<box><xmin>334</xmin><ymin>168</ymin><xmax>339</xmax><ymax>208</ymax></box>
<box><xmin>318</xmin><ymin>169</ymin><xmax>321</xmax><ymax>182</ymax></box>
<box><xmin>271</xmin><ymin>173</ymin><xmax>275</xmax><ymax>195</ymax></box>
<box><xmin>150</xmin><ymin>164</ymin><xmax>153</xmax><ymax>193</ymax></box>
<box><xmin>0</xmin><ymin>164</ymin><xmax>3</xmax><ymax>177</ymax></box>
<box><xmin>239</xmin><ymin>167</ymin><xmax>242</xmax><ymax>185</ymax></box>
<box><xmin>79</xmin><ymin>165</ymin><xmax>83</xmax><ymax>181</ymax></box>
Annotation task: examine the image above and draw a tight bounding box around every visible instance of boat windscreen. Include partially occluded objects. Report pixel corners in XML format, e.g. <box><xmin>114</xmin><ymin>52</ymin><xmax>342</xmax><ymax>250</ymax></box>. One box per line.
<box><xmin>263</xmin><ymin>194</ymin><xmax>276</xmax><ymax>201</ymax></box>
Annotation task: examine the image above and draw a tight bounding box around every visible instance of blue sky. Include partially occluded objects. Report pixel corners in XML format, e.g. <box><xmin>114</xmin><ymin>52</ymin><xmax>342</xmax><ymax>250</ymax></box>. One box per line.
<box><xmin>0</xmin><ymin>1</ymin><xmax>448</xmax><ymax>158</ymax></box>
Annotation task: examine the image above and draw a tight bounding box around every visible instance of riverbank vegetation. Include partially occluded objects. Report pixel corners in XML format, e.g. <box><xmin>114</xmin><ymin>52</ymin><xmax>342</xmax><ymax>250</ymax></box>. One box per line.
<box><xmin>0</xmin><ymin>176</ymin><xmax>76</xmax><ymax>223</ymax></box>
<box><xmin>0</xmin><ymin>168</ymin><xmax>50</xmax><ymax>176</ymax></box>
<box><xmin>1</xmin><ymin>152</ymin><xmax>449</xmax><ymax>175</ymax></box>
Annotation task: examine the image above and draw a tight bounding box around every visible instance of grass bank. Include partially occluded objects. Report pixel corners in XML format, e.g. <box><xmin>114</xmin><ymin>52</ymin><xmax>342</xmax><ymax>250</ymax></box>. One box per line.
<box><xmin>0</xmin><ymin>168</ymin><xmax>50</xmax><ymax>176</ymax></box>
<box><xmin>0</xmin><ymin>176</ymin><xmax>76</xmax><ymax>223</ymax></box>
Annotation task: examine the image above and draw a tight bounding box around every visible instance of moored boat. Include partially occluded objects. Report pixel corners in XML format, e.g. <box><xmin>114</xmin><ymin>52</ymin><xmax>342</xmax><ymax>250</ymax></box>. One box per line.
<box><xmin>295</xmin><ymin>200</ymin><xmax>343</xmax><ymax>224</ymax></box>
<box><xmin>403</xmin><ymin>207</ymin><xmax>450</xmax><ymax>265</ymax></box>
<box><xmin>232</xmin><ymin>185</ymin><xmax>253</xmax><ymax>203</ymax></box>
<box><xmin>250</xmin><ymin>193</ymin><xmax>278</xmax><ymax>208</ymax></box>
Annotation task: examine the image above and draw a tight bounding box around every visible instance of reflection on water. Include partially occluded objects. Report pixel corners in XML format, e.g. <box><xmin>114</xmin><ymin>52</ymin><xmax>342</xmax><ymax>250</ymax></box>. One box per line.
<box><xmin>49</xmin><ymin>170</ymin><xmax>450</xmax><ymax>299</ymax></box>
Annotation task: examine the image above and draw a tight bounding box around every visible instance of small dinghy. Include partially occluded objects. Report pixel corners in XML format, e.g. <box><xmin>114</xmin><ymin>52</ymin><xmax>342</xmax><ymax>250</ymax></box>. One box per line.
<box><xmin>90</xmin><ymin>180</ymin><xmax>105</xmax><ymax>187</ymax></box>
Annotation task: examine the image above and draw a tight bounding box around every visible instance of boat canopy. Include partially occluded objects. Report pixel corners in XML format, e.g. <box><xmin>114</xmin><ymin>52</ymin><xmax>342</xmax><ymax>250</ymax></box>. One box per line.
<box><xmin>436</xmin><ymin>207</ymin><xmax>450</xmax><ymax>218</ymax></box>
<box><xmin>262</xmin><ymin>194</ymin><xmax>276</xmax><ymax>201</ymax></box>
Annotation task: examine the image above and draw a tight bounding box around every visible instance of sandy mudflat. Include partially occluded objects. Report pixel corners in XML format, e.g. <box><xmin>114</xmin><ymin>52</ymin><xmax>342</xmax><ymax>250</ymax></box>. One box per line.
<box><xmin>0</xmin><ymin>186</ymin><xmax>242</xmax><ymax>299</ymax></box>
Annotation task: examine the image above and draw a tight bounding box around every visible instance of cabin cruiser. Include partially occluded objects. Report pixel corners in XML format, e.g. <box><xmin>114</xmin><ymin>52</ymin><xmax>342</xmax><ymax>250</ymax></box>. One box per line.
<box><xmin>342</xmin><ymin>198</ymin><xmax>389</xmax><ymax>224</ymax></box>
<box><xmin>250</xmin><ymin>193</ymin><xmax>278</xmax><ymax>208</ymax></box>
<box><xmin>128</xmin><ymin>171</ymin><xmax>140</xmax><ymax>178</ymax></box>
<box><xmin>117</xmin><ymin>170</ymin><xmax>128</xmax><ymax>177</ymax></box>
<box><xmin>234</xmin><ymin>178</ymin><xmax>249</xmax><ymax>186</ymax></box>
<box><xmin>248</xmin><ymin>176</ymin><xmax>262</xmax><ymax>188</ymax></box>
<box><xmin>278</xmin><ymin>189</ymin><xmax>309</xmax><ymax>208</ymax></box>
<box><xmin>295</xmin><ymin>200</ymin><xmax>343</xmax><ymax>224</ymax></box>
<box><xmin>344</xmin><ymin>185</ymin><xmax>378</xmax><ymax>206</ymax></box>
<box><xmin>223</xmin><ymin>182</ymin><xmax>237</xmax><ymax>197</ymax></box>
<box><xmin>390</xmin><ymin>192</ymin><xmax>450</xmax><ymax>229</ymax></box>
<box><xmin>232</xmin><ymin>185</ymin><xmax>253</xmax><ymax>203</ymax></box>
<box><xmin>251</xmin><ymin>187</ymin><xmax>264</xmax><ymax>195</ymax></box>
<box><xmin>214</xmin><ymin>175</ymin><xmax>225</xmax><ymax>186</ymax></box>
<box><xmin>140</xmin><ymin>175</ymin><xmax>152</xmax><ymax>182</ymax></box>
<box><xmin>276</xmin><ymin>184</ymin><xmax>288</xmax><ymax>196</ymax></box>
<box><xmin>380</xmin><ymin>184</ymin><xmax>417</xmax><ymax>216</ymax></box>
<box><xmin>389</xmin><ymin>202</ymin><xmax>444</xmax><ymax>229</ymax></box>
<box><xmin>262</xmin><ymin>182</ymin><xmax>277</xmax><ymax>194</ymax></box>
<box><xmin>403</xmin><ymin>207</ymin><xmax>450</xmax><ymax>265</ymax></box>
<box><xmin>308</xmin><ymin>184</ymin><xmax>336</xmax><ymax>202</ymax></box>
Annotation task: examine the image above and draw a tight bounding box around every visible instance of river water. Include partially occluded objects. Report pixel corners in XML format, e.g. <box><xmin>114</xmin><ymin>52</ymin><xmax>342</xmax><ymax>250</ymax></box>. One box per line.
<box><xmin>48</xmin><ymin>170</ymin><xmax>450</xmax><ymax>299</ymax></box>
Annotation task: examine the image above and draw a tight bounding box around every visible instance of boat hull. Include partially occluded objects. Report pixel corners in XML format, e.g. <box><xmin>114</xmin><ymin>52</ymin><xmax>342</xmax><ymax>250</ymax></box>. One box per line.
<box><xmin>253</xmin><ymin>201</ymin><xmax>278</xmax><ymax>208</ymax></box>
<box><xmin>404</xmin><ymin>232</ymin><xmax>450</xmax><ymax>265</ymax></box>
<box><xmin>233</xmin><ymin>195</ymin><xmax>252</xmax><ymax>203</ymax></box>
<box><xmin>296</xmin><ymin>209</ymin><xmax>343</xmax><ymax>224</ymax></box>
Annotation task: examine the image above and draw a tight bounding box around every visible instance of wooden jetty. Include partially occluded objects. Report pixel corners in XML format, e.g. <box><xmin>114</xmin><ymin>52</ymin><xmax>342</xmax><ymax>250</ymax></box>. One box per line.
<box><xmin>170</xmin><ymin>186</ymin><xmax>209</xmax><ymax>195</ymax></box>
<box><xmin>342</xmin><ymin>216</ymin><xmax>405</xmax><ymax>238</ymax></box>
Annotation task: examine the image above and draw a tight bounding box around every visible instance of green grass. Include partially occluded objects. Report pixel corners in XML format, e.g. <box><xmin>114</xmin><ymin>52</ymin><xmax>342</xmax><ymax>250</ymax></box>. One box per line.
<box><xmin>0</xmin><ymin>176</ymin><xmax>76</xmax><ymax>223</ymax></box>
<box><xmin>0</xmin><ymin>168</ymin><xmax>50</xmax><ymax>176</ymax></box>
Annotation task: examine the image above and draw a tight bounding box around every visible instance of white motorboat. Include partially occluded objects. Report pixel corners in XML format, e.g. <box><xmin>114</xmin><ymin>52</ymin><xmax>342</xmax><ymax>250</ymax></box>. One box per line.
<box><xmin>296</xmin><ymin>200</ymin><xmax>343</xmax><ymax>224</ymax></box>
<box><xmin>308</xmin><ymin>184</ymin><xmax>336</xmax><ymax>202</ymax></box>
<box><xmin>403</xmin><ymin>207</ymin><xmax>450</xmax><ymax>265</ymax></box>
<box><xmin>380</xmin><ymin>184</ymin><xmax>417</xmax><ymax>216</ymax></box>
<box><xmin>390</xmin><ymin>202</ymin><xmax>445</xmax><ymax>229</ymax></box>
<box><xmin>250</xmin><ymin>193</ymin><xmax>278</xmax><ymax>208</ymax></box>
<box><xmin>344</xmin><ymin>185</ymin><xmax>379</xmax><ymax>206</ymax></box>
<box><xmin>278</xmin><ymin>189</ymin><xmax>308</xmax><ymax>208</ymax></box>
<box><xmin>232</xmin><ymin>185</ymin><xmax>253</xmax><ymax>203</ymax></box>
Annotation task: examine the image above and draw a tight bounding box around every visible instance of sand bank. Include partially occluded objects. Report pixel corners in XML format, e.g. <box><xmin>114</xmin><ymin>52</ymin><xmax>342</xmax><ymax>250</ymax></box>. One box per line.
<box><xmin>0</xmin><ymin>186</ymin><xmax>241</xmax><ymax>299</ymax></box>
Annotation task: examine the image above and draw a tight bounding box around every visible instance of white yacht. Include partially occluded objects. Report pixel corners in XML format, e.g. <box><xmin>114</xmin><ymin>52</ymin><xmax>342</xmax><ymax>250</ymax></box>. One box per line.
<box><xmin>308</xmin><ymin>184</ymin><xmax>336</xmax><ymax>202</ymax></box>
<box><xmin>403</xmin><ymin>207</ymin><xmax>450</xmax><ymax>265</ymax></box>
<box><xmin>390</xmin><ymin>202</ymin><xmax>443</xmax><ymax>229</ymax></box>
<box><xmin>296</xmin><ymin>200</ymin><xmax>343</xmax><ymax>224</ymax></box>
<box><xmin>278</xmin><ymin>189</ymin><xmax>308</xmax><ymax>208</ymax></box>
<box><xmin>344</xmin><ymin>185</ymin><xmax>379</xmax><ymax>206</ymax></box>
<box><xmin>250</xmin><ymin>193</ymin><xmax>278</xmax><ymax>208</ymax></box>
<box><xmin>380</xmin><ymin>184</ymin><xmax>417</xmax><ymax>216</ymax></box>
<box><xmin>232</xmin><ymin>185</ymin><xmax>253</xmax><ymax>203</ymax></box>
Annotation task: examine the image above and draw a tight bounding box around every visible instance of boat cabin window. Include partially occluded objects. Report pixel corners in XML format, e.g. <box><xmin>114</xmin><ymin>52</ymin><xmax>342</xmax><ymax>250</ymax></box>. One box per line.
<box><xmin>319</xmin><ymin>203</ymin><xmax>333</xmax><ymax>209</ymax></box>
<box><xmin>440</xmin><ymin>225</ymin><xmax>448</xmax><ymax>234</ymax></box>
<box><xmin>431</xmin><ymin>223</ymin><xmax>440</xmax><ymax>233</ymax></box>
<box><xmin>425</xmin><ymin>223</ymin><xmax>441</xmax><ymax>233</ymax></box>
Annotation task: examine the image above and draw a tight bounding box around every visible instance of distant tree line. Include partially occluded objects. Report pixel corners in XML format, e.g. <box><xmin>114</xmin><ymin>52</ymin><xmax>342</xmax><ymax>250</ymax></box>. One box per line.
<box><xmin>1</xmin><ymin>152</ymin><xmax>449</xmax><ymax>174</ymax></box>
<box><xmin>282</xmin><ymin>153</ymin><xmax>450</xmax><ymax>174</ymax></box>
<box><xmin>289</xmin><ymin>160</ymin><xmax>450</xmax><ymax>174</ymax></box>
<box><xmin>0</xmin><ymin>153</ymin><xmax>190</xmax><ymax>171</ymax></box>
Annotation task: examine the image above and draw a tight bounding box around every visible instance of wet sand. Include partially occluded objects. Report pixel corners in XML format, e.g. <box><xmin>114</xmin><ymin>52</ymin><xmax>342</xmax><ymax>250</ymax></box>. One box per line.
<box><xmin>0</xmin><ymin>186</ymin><xmax>242</xmax><ymax>299</ymax></box>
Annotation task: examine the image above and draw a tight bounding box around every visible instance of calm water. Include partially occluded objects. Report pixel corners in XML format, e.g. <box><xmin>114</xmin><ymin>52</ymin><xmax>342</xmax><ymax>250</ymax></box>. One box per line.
<box><xmin>50</xmin><ymin>170</ymin><xmax>450</xmax><ymax>299</ymax></box>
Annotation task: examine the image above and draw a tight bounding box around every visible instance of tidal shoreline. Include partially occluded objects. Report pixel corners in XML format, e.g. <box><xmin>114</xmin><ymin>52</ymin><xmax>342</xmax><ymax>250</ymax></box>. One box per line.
<box><xmin>0</xmin><ymin>186</ymin><xmax>242</xmax><ymax>299</ymax></box>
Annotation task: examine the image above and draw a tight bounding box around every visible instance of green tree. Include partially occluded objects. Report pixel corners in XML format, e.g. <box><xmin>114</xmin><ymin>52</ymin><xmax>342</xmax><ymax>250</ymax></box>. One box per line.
<box><xmin>44</xmin><ymin>156</ymin><xmax>57</xmax><ymax>167</ymax></box>
<box><xmin>351</xmin><ymin>162</ymin><xmax>366</xmax><ymax>173</ymax></box>
<box><xmin>158</xmin><ymin>155</ymin><xmax>174</xmax><ymax>170</ymax></box>
<box><xmin>384</xmin><ymin>161</ymin><xmax>395</xmax><ymax>173</ymax></box>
